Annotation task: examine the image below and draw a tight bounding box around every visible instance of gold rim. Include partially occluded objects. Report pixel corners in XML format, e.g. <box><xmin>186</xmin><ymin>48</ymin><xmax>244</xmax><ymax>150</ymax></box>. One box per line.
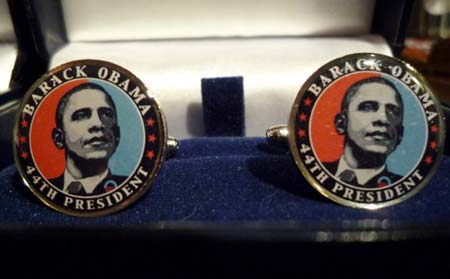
<box><xmin>13</xmin><ymin>59</ymin><xmax>168</xmax><ymax>217</ymax></box>
<box><xmin>287</xmin><ymin>53</ymin><xmax>446</xmax><ymax>209</ymax></box>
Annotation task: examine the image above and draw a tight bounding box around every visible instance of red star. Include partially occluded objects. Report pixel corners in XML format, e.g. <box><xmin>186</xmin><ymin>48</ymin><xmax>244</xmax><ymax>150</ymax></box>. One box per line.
<box><xmin>20</xmin><ymin>151</ymin><xmax>28</xmax><ymax>160</ymax></box>
<box><xmin>298</xmin><ymin>113</ymin><xmax>307</xmax><ymax>122</ymax></box>
<box><xmin>146</xmin><ymin>118</ymin><xmax>155</xmax><ymax>127</ymax></box>
<box><xmin>297</xmin><ymin>129</ymin><xmax>306</xmax><ymax>137</ymax></box>
<box><xmin>430</xmin><ymin>141</ymin><xmax>438</xmax><ymax>150</ymax></box>
<box><xmin>424</xmin><ymin>155</ymin><xmax>433</xmax><ymax>165</ymax></box>
<box><xmin>146</xmin><ymin>150</ymin><xmax>155</xmax><ymax>159</ymax></box>
<box><xmin>20</xmin><ymin>119</ymin><xmax>29</xmax><ymax>128</ymax></box>
<box><xmin>431</xmin><ymin>125</ymin><xmax>438</xmax><ymax>133</ymax></box>
<box><xmin>19</xmin><ymin>136</ymin><xmax>27</xmax><ymax>144</ymax></box>
<box><xmin>147</xmin><ymin>134</ymin><xmax>157</xmax><ymax>143</ymax></box>
<box><xmin>303</xmin><ymin>98</ymin><xmax>312</xmax><ymax>106</ymax></box>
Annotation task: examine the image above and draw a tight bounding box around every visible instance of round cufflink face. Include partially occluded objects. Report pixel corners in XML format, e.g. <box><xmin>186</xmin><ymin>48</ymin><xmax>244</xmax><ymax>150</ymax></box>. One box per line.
<box><xmin>14</xmin><ymin>60</ymin><xmax>167</xmax><ymax>217</ymax></box>
<box><xmin>288</xmin><ymin>53</ymin><xmax>445</xmax><ymax>209</ymax></box>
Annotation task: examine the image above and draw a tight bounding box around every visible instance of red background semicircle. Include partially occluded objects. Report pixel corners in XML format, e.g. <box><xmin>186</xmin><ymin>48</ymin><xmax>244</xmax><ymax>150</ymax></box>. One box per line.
<box><xmin>30</xmin><ymin>79</ymin><xmax>88</xmax><ymax>179</ymax></box>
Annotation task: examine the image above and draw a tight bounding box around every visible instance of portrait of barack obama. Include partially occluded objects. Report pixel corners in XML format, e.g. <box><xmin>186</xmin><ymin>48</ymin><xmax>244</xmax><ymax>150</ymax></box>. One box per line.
<box><xmin>323</xmin><ymin>77</ymin><xmax>404</xmax><ymax>188</ymax></box>
<box><xmin>49</xmin><ymin>83</ymin><xmax>127</xmax><ymax>196</ymax></box>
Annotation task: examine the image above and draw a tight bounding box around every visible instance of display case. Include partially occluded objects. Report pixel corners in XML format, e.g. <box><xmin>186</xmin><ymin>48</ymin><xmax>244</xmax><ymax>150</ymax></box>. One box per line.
<box><xmin>2</xmin><ymin>0</ymin><xmax>450</xmax><ymax>276</ymax></box>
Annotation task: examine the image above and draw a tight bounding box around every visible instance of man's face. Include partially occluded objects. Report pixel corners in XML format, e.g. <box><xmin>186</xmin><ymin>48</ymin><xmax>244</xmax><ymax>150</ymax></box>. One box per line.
<box><xmin>346</xmin><ymin>82</ymin><xmax>403</xmax><ymax>155</ymax></box>
<box><xmin>61</xmin><ymin>89</ymin><xmax>118</xmax><ymax>160</ymax></box>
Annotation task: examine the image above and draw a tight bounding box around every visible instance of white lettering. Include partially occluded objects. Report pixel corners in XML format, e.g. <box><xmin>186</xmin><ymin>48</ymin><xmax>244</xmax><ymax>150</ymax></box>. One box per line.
<box><xmin>344</xmin><ymin>62</ymin><xmax>356</xmax><ymax>73</ymax></box>
<box><xmin>391</xmin><ymin>65</ymin><xmax>402</xmax><ymax>77</ymax></box>
<box><xmin>316</xmin><ymin>171</ymin><xmax>329</xmax><ymax>184</ymax></box>
<box><xmin>76</xmin><ymin>65</ymin><xmax>87</xmax><ymax>77</ymax></box>
<box><xmin>39</xmin><ymin>82</ymin><xmax>52</xmax><ymax>94</ymax></box>
<box><xmin>108</xmin><ymin>70</ymin><xmax>121</xmax><ymax>83</ymax></box>
<box><xmin>308</xmin><ymin>83</ymin><xmax>322</xmax><ymax>96</ymax></box>
<box><xmin>23</xmin><ymin>104</ymin><xmax>35</xmax><ymax>116</ymax></box>
<box><xmin>329</xmin><ymin>66</ymin><xmax>343</xmax><ymax>79</ymax></box>
<box><xmin>98</xmin><ymin>67</ymin><xmax>108</xmax><ymax>79</ymax></box>
<box><xmin>63</xmin><ymin>68</ymin><xmax>74</xmax><ymax>80</ymax></box>
<box><xmin>320</xmin><ymin>75</ymin><xmax>332</xmax><ymax>87</ymax></box>
<box><xmin>64</xmin><ymin>196</ymin><xmax>74</xmax><ymax>207</ymax></box>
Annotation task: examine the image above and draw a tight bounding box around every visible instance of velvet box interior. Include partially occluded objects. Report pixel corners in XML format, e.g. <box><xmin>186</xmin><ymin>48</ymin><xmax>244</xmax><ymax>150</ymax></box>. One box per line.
<box><xmin>1</xmin><ymin>0</ymin><xmax>448</xmax><ymax>236</ymax></box>
<box><xmin>2</xmin><ymin>1</ymin><xmax>450</xmax><ymax>275</ymax></box>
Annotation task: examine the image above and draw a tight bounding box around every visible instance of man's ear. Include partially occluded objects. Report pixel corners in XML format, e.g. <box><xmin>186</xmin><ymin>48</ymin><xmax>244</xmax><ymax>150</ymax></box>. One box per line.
<box><xmin>52</xmin><ymin>128</ymin><xmax>65</xmax><ymax>149</ymax></box>
<box><xmin>334</xmin><ymin>113</ymin><xmax>347</xmax><ymax>135</ymax></box>
<box><xmin>397</xmin><ymin>125</ymin><xmax>404</xmax><ymax>145</ymax></box>
<box><xmin>114</xmin><ymin>125</ymin><xmax>120</xmax><ymax>145</ymax></box>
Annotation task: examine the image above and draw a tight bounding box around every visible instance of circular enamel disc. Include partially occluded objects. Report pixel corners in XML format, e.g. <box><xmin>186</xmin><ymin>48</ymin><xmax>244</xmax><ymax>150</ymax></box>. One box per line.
<box><xmin>13</xmin><ymin>60</ymin><xmax>167</xmax><ymax>217</ymax></box>
<box><xmin>288</xmin><ymin>53</ymin><xmax>445</xmax><ymax>209</ymax></box>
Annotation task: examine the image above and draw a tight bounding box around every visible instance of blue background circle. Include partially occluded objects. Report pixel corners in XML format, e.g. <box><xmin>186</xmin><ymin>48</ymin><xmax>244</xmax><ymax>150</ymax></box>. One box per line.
<box><xmin>90</xmin><ymin>79</ymin><xmax>144</xmax><ymax>176</ymax></box>
<box><xmin>383</xmin><ymin>74</ymin><xmax>427</xmax><ymax>176</ymax></box>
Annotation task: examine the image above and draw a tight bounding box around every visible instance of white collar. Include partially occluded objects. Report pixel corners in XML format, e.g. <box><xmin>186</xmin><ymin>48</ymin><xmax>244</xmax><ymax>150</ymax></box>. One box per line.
<box><xmin>63</xmin><ymin>168</ymin><xmax>109</xmax><ymax>194</ymax></box>
<box><xmin>335</xmin><ymin>157</ymin><xmax>385</xmax><ymax>185</ymax></box>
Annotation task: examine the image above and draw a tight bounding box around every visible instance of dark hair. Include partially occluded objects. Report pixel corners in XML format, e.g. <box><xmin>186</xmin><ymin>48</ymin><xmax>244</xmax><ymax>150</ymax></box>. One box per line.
<box><xmin>341</xmin><ymin>77</ymin><xmax>403</xmax><ymax>114</ymax></box>
<box><xmin>55</xmin><ymin>83</ymin><xmax>117</xmax><ymax>129</ymax></box>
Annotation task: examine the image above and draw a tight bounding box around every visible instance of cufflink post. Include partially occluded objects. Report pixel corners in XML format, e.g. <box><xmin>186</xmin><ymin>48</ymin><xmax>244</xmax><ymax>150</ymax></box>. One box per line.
<box><xmin>266</xmin><ymin>125</ymin><xmax>289</xmax><ymax>148</ymax></box>
<box><xmin>166</xmin><ymin>136</ymin><xmax>179</xmax><ymax>159</ymax></box>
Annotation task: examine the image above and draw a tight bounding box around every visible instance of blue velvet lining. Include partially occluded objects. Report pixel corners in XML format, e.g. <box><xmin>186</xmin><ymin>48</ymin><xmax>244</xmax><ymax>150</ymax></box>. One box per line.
<box><xmin>1</xmin><ymin>137</ymin><xmax>450</xmax><ymax>225</ymax></box>
<box><xmin>201</xmin><ymin>77</ymin><xmax>244</xmax><ymax>136</ymax></box>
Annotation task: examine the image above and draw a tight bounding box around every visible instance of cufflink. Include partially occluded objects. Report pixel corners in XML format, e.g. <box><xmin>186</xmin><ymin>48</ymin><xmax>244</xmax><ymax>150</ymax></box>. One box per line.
<box><xmin>13</xmin><ymin>59</ymin><xmax>178</xmax><ymax>217</ymax></box>
<box><xmin>267</xmin><ymin>53</ymin><xmax>445</xmax><ymax>209</ymax></box>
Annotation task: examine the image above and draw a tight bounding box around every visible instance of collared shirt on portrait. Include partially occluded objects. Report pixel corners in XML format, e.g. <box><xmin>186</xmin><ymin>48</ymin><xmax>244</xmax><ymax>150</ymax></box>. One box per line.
<box><xmin>63</xmin><ymin>169</ymin><xmax>109</xmax><ymax>194</ymax></box>
<box><xmin>335</xmin><ymin>157</ymin><xmax>386</xmax><ymax>186</ymax></box>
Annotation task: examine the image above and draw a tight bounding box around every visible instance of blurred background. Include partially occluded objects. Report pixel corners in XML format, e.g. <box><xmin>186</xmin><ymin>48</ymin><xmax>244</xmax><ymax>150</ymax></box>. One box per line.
<box><xmin>401</xmin><ymin>0</ymin><xmax>450</xmax><ymax>103</ymax></box>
